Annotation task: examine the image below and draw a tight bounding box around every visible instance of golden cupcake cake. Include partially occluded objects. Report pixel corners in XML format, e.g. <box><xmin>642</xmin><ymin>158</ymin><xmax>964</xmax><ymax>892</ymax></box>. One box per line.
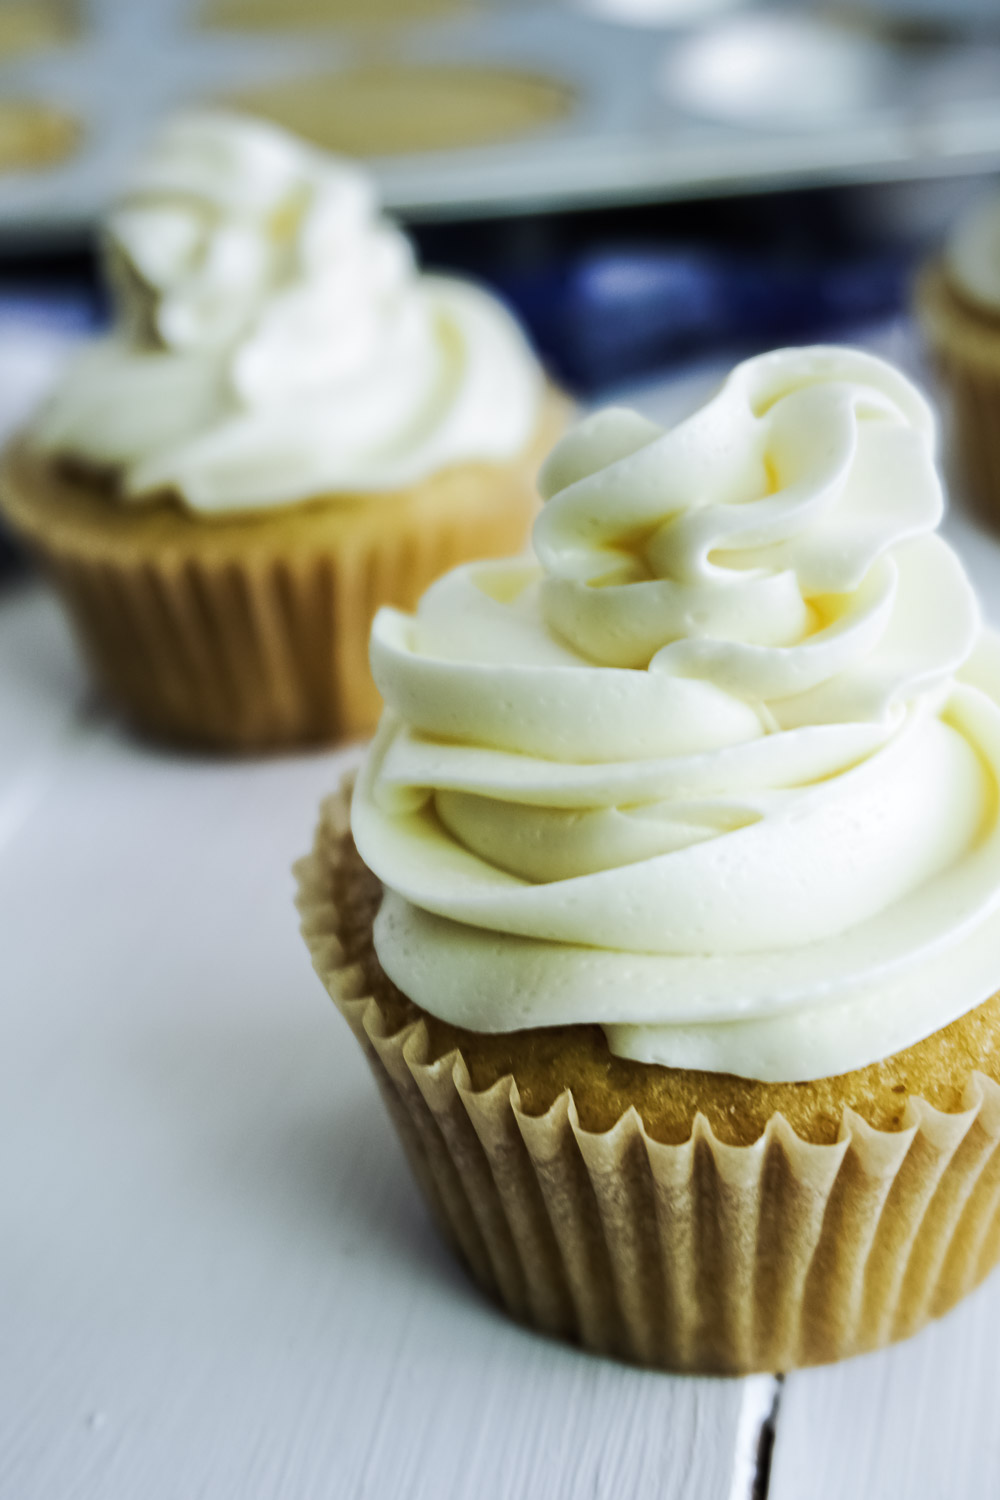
<box><xmin>917</xmin><ymin>188</ymin><xmax>1000</xmax><ymax>523</ymax></box>
<box><xmin>202</xmin><ymin>0</ymin><xmax>467</xmax><ymax>28</ymax></box>
<box><xmin>0</xmin><ymin>0</ymin><xmax>76</xmax><ymax>59</ymax></box>
<box><xmin>0</xmin><ymin>110</ymin><xmax>563</xmax><ymax>748</ymax></box>
<box><xmin>224</xmin><ymin>66</ymin><xmax>575</xmax><ymax>159</ymax></box>
<box><xmin>0</xmin><ymin>99</ymin><xmax>80</xmax><ymax>172</ymax></box>
<box><xmin>298</xmin><ymin>346</ymin><xmax>1000</xmax><ymax>1374</ymax></box>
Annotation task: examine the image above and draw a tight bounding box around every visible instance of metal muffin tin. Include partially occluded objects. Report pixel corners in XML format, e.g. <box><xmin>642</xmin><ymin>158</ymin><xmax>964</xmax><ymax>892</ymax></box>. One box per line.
<box><xmin>2</xmin><ymin>0</ymin><xmax>1000</xmax><ymax>233</ymax></box>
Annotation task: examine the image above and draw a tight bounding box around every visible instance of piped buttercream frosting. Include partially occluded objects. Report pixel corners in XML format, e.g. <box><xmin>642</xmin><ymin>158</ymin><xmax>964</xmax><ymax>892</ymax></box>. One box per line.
<box><xmin>32</xmin><ymin>110</ymin><xmax>542</xmax><ymax>513</ymax></box>
<box><xmin>353</xmin><ymin>346</ymin><xmax>1000</xmax><ymax>1083</ymax></box>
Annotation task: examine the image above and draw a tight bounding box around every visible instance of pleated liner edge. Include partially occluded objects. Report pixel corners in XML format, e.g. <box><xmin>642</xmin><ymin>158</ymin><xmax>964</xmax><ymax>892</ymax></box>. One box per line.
<box><xmin>295</xmin><ymin>777</ymin><xmax>1000</xmax><ymax>1374</ymax></box>
<box><xmin>916</xmin><ymin>261</ymin><xmax>1000</xmax><ymax>528</ymax></box>
<box><xmin>3</xmin><ymin>505</ymin><xmax>530</xmax><ymax>750</ymax></box>
<box><xmin>0</xmin><ymin>420</ymin><xmax>562</xmax><ymax>749</ymax></box>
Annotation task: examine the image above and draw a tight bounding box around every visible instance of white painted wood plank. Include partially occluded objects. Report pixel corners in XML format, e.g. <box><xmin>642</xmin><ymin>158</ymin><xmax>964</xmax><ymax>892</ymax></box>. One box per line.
<box><xmin>754</xmin><ymin>487</ymin><xmax>1000</xmax><ymax>1500</ymax></box>
<box><xmin>0</xmin><ymin>718</ymin><xmax>758</xmax><ymax>1500</ymax></box>
<box><xmin>21</xmin><ymin>347</ymin><xmax>969</xmax><ymax>1498</ymax></box>
<box><xmin>0</xmin><ymin>320</ymin><xmax>85</xmax><ymax>804</ymax></box>
<box><xmin>0</xmin><ymin>583</ymin><xmax>86</xmax><ymax>772</ymax></box>
<box><xmin>769</xmin><ymin>1274</ymin><xmax>1000</xmax><ymax>1500</ymax></box>
<box><xmin>0</xmin><ymin>583</ymin><xmax>90</xmax><ymax>866</ymax></box>
<box><xmin>735</xmin><ymin>333</ymin><xmax>1000</xmax><ymax>1500</ymax></box>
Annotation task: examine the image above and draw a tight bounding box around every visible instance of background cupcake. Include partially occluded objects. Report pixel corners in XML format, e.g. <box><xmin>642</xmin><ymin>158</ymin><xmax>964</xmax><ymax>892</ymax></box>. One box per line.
<box><xmin>0</xmin><ymin>109</ymin><xmax>564</xmax><ymax>749</ymax></box>
<box><xmin>299</xmin><ymin>345</ymin><xmax>1000</xmax><ymax>1375</ymax></box>
<box><xmin>917</xmin><ymin>188</ymin><xmax>1000</xmax><ymax>525</ymax></box>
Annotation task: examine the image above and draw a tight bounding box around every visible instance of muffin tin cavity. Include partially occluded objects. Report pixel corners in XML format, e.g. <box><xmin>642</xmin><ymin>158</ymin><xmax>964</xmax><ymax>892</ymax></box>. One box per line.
<box><xmin>0</xmin><ymin>98</ymin><xmax>80</xmax><ymax>172</ymax></box>
<box><xmin>201</xmin><ymin>0</ymin><xmax>469</xmax><ymax>32</ymax></box>
<box><xmin>1</xmin><ymin>0</ymin><xmax>1000</xmax><ymax>228</ymax></box>
<box><xmin>661</xmin><ymin>15</ymin><xmax>894</xmax><ymax>129</ymax></box>
<box><xmin>224</xmin><ymin>64</ymin><xmax>575</xmax><ymax>157</ymax></box>
<box><xmin>0</xmin><ymin>0</ymin><xmax>76</xmax><ymax>61</ymax></box>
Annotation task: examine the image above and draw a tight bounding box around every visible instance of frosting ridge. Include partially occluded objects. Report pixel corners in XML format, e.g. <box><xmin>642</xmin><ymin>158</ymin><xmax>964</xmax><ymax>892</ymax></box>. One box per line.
<box><xmin>353</xmin><ymin>346</ymin><xmax>1000</xmax><ymax>1082</ymax></box>
<box><xmin>32</xmin><ymin>110</ymin><xmax>542</xmax><ymax>512</ymax></box>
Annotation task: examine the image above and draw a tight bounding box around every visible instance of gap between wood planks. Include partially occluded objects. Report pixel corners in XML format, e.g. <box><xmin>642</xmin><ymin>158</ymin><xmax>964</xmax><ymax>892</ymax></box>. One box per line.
<box><xmin>0</xmin><ymin>581</ymin><xmax>791</xmax><ymax>1500</ymax></box>
<box><xmin>730</xmin><ymin>1375</ymin><xmax>783</xmax><ymax>1500</ymax></box>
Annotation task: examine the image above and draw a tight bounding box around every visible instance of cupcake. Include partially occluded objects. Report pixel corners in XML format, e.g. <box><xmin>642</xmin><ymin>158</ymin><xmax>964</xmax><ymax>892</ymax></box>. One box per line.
<box><xmin>298</xmin><ymin>345</ymin><xmax>1000</xmax><ymax>1374</ymax></box>
<box><xmin>202</xmin><ymin>0</ymin><xmax>465</xmax><ymax>29</ymax></box>
<box><xmin>224</xmin><ymin>65</ymin><xmax>575</xmax><ymax>159</ymax></box>
<box><xmin>0</xmin><ymin>110</ymin><xmax>563</xmax><ymax>748</ymax></box>
<box><xmin>0</xmin><ymin>98</ymin><xmax>80</xmax><ymax>172</ymax></box>
<box><xmin>917</xmin><ymin>188</ymin><xmax>1000</xmax><ymax>523</ymax></box>
<box><xmin>0</xmin><ymin>1</ymin><xmax>75</xmax><ymax>60</ymax></box>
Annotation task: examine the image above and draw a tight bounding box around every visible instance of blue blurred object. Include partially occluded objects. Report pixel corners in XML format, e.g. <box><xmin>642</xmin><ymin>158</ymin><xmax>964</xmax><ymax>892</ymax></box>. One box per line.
<box><xmin>0</xmin><ymin>241</ymin><xmax>913</xmax><ymax>584</ymax></box>
<box><xmin>497</xmin><ymin>246</ymin><xmax>912</xmax><ymax>390</ymax></box>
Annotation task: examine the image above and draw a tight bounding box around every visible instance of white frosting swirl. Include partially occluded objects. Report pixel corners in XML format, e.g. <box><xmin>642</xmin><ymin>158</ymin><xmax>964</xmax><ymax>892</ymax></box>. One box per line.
<box><xmin>946</xmin><ymin>190</ymin><xmax>1000</xmax><ymax>314</ymax></box>
<box><xmin>32</xmin><ymin>110</ymin><xmax>542</xmax><ymax>513</ymax></box>
<box><xmin>352</xmin><ymin>346</ymin><xmax>1000</xmax><ymax>1084</ymax></box>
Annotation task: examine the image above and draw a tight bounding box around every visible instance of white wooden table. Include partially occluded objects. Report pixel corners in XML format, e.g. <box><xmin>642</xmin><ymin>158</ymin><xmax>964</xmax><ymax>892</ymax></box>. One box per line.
<box><xmin>3</xmin><ymin>343</ymin><xmax>1000</xmax><ymax>1500</ymax></box>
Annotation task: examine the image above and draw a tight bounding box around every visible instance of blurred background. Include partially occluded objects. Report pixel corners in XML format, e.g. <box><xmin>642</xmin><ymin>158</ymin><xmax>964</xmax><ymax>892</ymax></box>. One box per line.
<box><xmin>1</xmin><ymin>0</ymin><xmax>999</xmax><ymax>572</ymax></box>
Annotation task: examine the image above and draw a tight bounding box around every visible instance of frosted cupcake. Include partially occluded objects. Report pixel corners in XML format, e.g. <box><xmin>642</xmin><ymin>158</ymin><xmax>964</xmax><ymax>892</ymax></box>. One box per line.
<box><xmin>0</xmin><ymin>110</ymin><xmax>562</xmax><ymax>748</ymax></box>
<box><xmin>298</xmin><ymin>346</ymin><xmax>1000</xmax><ymax>1374</ymax></box>
<box><xmin>917</xmin><ymin>189</ymin><xmax>1000</xmax><ymax>523</ymax></box>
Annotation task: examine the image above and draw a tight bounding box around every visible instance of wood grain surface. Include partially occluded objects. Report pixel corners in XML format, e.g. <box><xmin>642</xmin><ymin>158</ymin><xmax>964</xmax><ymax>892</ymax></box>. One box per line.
<box><xmin>0</xmin><ymin>587</ymin><xmax>764</xmax><ymax>1500</ymax></box>
<box><xmin>769</xmin><ymin>1276</ymin><xmax>1000</xmax><ymax>1500</ymax></box>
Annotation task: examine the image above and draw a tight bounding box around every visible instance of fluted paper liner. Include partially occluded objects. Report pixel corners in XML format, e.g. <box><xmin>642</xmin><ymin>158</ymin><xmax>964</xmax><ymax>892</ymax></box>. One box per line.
<box><xmin>917</xmin><ymin>261</ymin><xmax>1000</xmax><ymax>528</ymax></box>
<box><xmin>0</xmin><ymin>393</ymin><xmax>566</xmax><ymax>748</ymax></box>
<box><xmin>296</xmin><ymin>779</ymin><xmax>1000</xmax><ymax>1374</ymax></box>
<box><xmin>33</xmin><ymin>519</ymin><xmax>519</xmax><ymax>748</ymax></box>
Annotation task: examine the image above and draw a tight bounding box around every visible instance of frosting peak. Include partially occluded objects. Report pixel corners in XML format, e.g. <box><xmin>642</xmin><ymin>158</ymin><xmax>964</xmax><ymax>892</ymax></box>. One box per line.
<box><xmin>353</xmin><ymin>347</ymin><xmax>1000</xmax><ymax>1083</ymax></box>
<box><xmin>33</xmin><ymin>110</ymin><xmax>542</xmax><ymax>513</ymax></box>
<box><xmin>107</xmin><ymin>112</ymin><xmax>414</xmax><ymax>381</ymax></box>
<box><xmin>534</xmin><ymin>349</ymin><xmax>945</xmax><ymax>680</ymax></box>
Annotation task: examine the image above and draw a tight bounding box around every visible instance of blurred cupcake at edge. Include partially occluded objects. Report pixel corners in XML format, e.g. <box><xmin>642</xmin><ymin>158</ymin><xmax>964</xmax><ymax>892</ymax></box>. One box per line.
<box><xmin>917</xmin><ymin>188</ymin><xmax>1000</xmax><ymax>525</ymax></box>
<box><xmin>298</xmin><ymin>346</ymin><xmax>1000</xmax><ymax>1374</ymax></box>
<box><xmin>0</xmin><ymin>110</ymin><xmax>565</xmax><ymax>748</ymax></box>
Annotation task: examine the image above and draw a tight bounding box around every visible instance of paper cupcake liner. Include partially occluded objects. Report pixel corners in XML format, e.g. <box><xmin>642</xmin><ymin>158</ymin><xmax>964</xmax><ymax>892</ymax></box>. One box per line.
<box><xmin>296</xmin><ymin>778</ymin><xmax>1000</xmax><ymax>1374</ymax></box>
<box><xmin>940</xmin><ymin>363</ymin><xmax>1000</xmax><ymax>525</ymax></box>
<box><xmin>916</xmin><ymin>263</ymin><xmax>1000</xmax><ymax>526</ymax></box>
<box><xmin>37</xmin><ymin>520</ymin><xmax>521</xmax><ymax>748</ymax></box>
<box><xmin>0</xmin><ymin>431</ymin><xmax>555</xmax><ymax>748</ymax></box>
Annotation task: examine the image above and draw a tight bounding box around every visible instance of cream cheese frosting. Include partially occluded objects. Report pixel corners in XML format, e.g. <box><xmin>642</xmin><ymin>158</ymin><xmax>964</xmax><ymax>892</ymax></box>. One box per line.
<box><xmin>352</xmin><ymin>346</ymin><xmax>1000</xmax><ymax>1083</ymax></box>
<box><xmin>31</xmin><ymin>110</ymin><xmax>542</xmax><ymax>513</ymax></box>
<box><xmin>946</xmin><ymin>189</ymin><xmax>1000</xmax><ymax>315</ymax></box>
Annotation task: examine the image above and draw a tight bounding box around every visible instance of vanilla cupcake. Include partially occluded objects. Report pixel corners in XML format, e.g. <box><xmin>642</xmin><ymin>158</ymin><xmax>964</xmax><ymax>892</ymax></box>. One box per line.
<box><xmin>298</xmin><ymin>346</ymin><xmax>1000</xmax><ymax>1374</ymax></box>
<box><xmin>0</xmin><ymin>110</ymin><xmax>563</xmax><ymax>748</ymax></box>
<box><xmin>917</xmin><ymin>188</ymin><xmax>1000</xmax><ymax>523</ymax></box>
